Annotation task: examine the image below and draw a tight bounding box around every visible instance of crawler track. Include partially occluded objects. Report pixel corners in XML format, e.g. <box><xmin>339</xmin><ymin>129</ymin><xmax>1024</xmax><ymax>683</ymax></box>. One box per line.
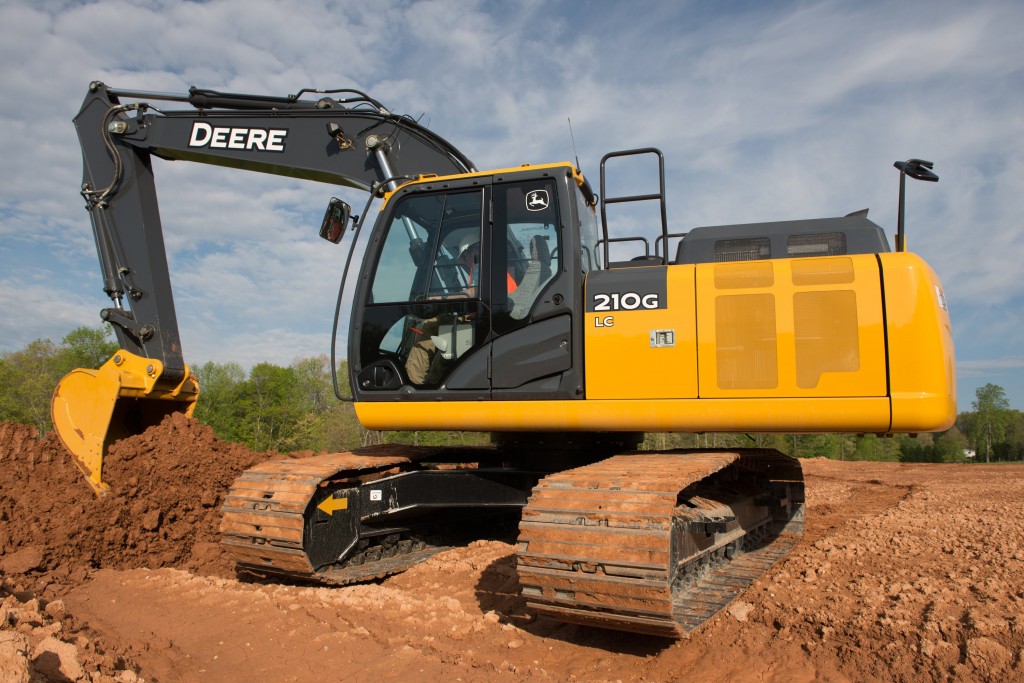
<box><xmin>516</xmin><ymin>449</ymin><xmax>804</xmax><ymax>637</ymax></box>
<box><xmin>220</xmin><ymin>445</ymin><xmax>441</xmax><ymax>584</ymax></box>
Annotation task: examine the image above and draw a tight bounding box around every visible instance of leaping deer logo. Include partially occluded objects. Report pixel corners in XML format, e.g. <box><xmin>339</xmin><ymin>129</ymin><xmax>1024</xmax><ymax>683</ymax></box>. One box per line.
<box><xmin>526</xmin><ymin>190</ymin><xmax>550</xmax><ymax>211</ymax></box>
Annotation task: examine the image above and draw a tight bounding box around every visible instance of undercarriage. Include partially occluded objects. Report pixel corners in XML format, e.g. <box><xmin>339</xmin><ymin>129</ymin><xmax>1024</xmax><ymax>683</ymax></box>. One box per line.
<box><xmin>221</xmin><ymin>445</ymin><xmax>803</xmax><ymax>636</ymax></box>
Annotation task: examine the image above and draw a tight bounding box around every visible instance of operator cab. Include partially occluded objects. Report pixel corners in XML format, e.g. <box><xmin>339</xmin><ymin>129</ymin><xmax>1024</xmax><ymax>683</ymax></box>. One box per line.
<box><xmin>349</xmin><ymin>164</ymin><xmax>590</xmax><ymax>401</ymax></box>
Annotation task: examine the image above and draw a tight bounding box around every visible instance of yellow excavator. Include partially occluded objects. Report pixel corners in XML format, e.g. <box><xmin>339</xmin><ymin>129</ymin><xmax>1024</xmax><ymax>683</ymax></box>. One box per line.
<box><xmin>54</xmin><ymin>81</ymin><xmax>954</xmax><ymax>636</ymax></box>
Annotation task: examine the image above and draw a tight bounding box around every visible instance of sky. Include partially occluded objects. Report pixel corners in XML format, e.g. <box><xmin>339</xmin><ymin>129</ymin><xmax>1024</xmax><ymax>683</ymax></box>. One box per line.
<box><xmin>1</xmin><ymin>0</ymin><xmax>1022</xmax><ymax>412</ymax></box>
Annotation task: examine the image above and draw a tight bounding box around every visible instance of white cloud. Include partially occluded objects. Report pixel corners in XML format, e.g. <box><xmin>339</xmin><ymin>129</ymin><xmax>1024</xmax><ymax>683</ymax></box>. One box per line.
<box><xmin>181</xmin><ymin>324</ymin><xmax>333</xmax><ymax>372</ymax></box>
<box><xmin>0</xmin><ymin>278</ymin><xmax>100</xmax><ymax>347</ymax></box>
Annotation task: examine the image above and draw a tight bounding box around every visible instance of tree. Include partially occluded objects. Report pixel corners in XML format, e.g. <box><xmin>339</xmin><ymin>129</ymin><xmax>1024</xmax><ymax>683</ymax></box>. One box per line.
<box><xmin>971</xmin><ymin>383</ymin><xmax>1011</xmax><ymax>463</ymax></box>
<box><xmin>934</xmin><ymin>427</ymin><xmax>970</xmax><ymax>462</ymax></box>
<box><xmin>191</xmin><ymin>360</ymin><xmax>246</xmax><ymax>442</ymax></box>
<box><xmin>0</xmin><ymin>327</ymin><xmax>117</xmax><ymax>433</ymax></box>
<box><xmin>852</xmin><ymin>434</ymin><xmax>900</xmax><ymax>462</ymax></box>
<box><xmin>231</xmin><ymin>363</ymin><xmax>303</xmax><ymax>452</ymax></box>
<box><xmin>993</xmin><ymin>410</ymin><xmax>1024</xmax><ymax>461</ymax></box>
<box><xmin>58</xmin><ymin>326</ymin><xmax>119</xmax><ymax>373</ymax></box>
<box><xmin>0</xmin><ymin>339</ymin><xmax>63</xmax><ymax>431</ymax></box>
<box><xmin>291</xmin><ymin>355</ymin><xmax>333</xmax><ymax>415</ymax></box>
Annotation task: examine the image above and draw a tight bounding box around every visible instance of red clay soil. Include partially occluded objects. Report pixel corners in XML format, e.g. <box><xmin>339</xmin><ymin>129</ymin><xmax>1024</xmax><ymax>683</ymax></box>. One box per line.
<box><xmin>0</xmin><ymin>415</ymin><xmax>279</xmax><ymax>587</ymax></box>
<box><xmin>1</xmin><ymin>418</ymin><xmax>1023</xmax><ymax>682</ymax></box>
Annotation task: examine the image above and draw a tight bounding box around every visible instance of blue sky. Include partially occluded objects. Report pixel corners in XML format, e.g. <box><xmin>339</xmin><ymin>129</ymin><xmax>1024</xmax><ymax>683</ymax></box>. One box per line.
<box><xmin>1</xmin><ymin>0</ymin><xmax>1022</xmax><ymax>412</ymax></box>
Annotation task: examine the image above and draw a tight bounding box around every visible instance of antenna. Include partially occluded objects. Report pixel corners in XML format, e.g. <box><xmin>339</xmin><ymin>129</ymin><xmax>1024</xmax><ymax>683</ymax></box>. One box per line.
<box><xmin>567</xmin><ymin>117</ymin><xmax>581</xmax><ymax>172</ymax></box>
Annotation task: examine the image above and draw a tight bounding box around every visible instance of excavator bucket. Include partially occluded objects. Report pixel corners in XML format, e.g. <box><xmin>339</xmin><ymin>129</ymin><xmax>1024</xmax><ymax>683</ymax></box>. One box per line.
<box><xmin>51</xmin><ymin>350</ymin><xmax>199</xmax><ymax>495</ymax></box>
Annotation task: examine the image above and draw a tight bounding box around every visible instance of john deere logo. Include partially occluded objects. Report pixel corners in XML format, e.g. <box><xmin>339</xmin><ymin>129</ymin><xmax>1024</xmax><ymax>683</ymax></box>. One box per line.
<box><xmin>526</xmin><ymin>190</ymin><xmax>550</xmax><ymax>211</ymax></box>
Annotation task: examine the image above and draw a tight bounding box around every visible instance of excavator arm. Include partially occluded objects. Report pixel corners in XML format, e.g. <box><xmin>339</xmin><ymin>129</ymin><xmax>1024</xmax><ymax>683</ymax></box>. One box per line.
<box><xmin>56</xmin><ymin>81</ymin><xmax>475</xmax><ymax>493</ymax></box>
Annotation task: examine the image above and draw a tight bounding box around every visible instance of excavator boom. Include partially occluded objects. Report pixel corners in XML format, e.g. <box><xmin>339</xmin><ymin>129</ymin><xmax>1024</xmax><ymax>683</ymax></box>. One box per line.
<box><xmin>57</xmin><ymin>82</ymin><xmax>474</xmax><ymax>493</ymax></box>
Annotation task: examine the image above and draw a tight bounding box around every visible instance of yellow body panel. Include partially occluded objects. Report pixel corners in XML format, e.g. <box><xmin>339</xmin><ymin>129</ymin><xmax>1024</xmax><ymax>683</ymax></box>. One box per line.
<box><xmin>695</xmin><ymin>255</ymin><xmax>887</xmax><ymax>398</ymax></box>
<box><xmin>358</xmin><ymin>253</ymin><xmax>954</xmax><ymax>435</ymax></box>
<box><xmin>584</xmin><ymin>255</ymin><xmax>888</xmax><ymax>402</ymax></box>
<box><xmin>585</xmin><ymin>265</ymin><xmax>698</xmax><ymax>399</ymax></box>
<box><xmin>355</xmin><ymin>397</ymin><xmax>892</xmax><ymax>433</ymax></box>
<box><xmin>880</xmin><ymin>252</ymin><xmax>956</xmax><ymax>431</ymax></box>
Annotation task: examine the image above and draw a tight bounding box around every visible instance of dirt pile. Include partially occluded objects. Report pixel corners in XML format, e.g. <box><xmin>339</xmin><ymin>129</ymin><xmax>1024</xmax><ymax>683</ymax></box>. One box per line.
<box><xmin>749</xmin><ymin>461</ymin><xmax>1024</xmax><ymax>682</ymax></box>
<box><xmin>0</xmin><ymin>415</ymin><xmax>276</xmax><ymax>593</ymax></box>
<box><xmin>0</xmin><ymin>416</ymin><xmax>281</xmax><ymax>681</ymax></box>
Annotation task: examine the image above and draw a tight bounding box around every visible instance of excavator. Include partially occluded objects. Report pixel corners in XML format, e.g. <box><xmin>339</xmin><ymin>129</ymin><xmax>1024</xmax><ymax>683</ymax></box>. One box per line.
<box><xmin>53</xmin><ymin>81</ymin><xmax>955</xmax><ymax>637</ymax></box>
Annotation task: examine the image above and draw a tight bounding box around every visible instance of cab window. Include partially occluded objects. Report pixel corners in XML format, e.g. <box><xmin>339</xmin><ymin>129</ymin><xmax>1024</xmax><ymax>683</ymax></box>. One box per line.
<box><xmin>576</xmin><ymin>184</ymin><xmax>603</xmax><ymax>272</ymax></box>
<box><xmin>370</xmin><ymin>192</ymin><xmax>483</xmax><ymax>303</ymax></box>
<box><xmin>362</xmin><ymin>189</ymin><xmax>487</xmax><ymax>388</ymax></box>
<box><xmin>493</xmin><ymin>180</ymin><xmax>560</xmax><ymax>326</ymax></box>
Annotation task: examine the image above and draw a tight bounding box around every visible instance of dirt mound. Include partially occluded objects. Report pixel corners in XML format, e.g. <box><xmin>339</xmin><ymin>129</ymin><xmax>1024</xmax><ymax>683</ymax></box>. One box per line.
<box><xmin>0</xmin><ymin>415</ymin><xmax>276</xmax><ymax>594</ymax></box>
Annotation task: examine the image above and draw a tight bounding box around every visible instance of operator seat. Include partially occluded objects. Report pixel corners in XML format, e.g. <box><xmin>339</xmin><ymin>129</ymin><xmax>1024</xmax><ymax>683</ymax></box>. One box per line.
<box><xmin>509</xmin><ymin>236</ymin><xmax>553</xmax><ymax>320</ymax></box>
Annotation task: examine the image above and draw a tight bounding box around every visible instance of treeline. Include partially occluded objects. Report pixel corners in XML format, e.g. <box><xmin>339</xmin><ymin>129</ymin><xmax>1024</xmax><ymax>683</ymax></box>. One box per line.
<box><xmin>0</xmin><ymin>327</ymin><xmax>118</xmax><ymax>434</ymax></box>
<box><xmin>191</xmin><ymin>357</ymin><xmax>488</xmax><ymax>453</ymax></box>
<box><xmin>956</xmin><ymin>383</ymin><xmax>1024</xmax><ymax>463</ymax></box>
<box><xmin>0</xmin><ymin>326</ymin><xmax>484</xmax><ymax>453</ymax></box>
<box><xmin>2</xmin><ymin>326</ymin><xmax>1020</xmax><ymax>462</ymax></box>
<box><xmin>639</xmin><ymin>430</ymin><xmax>972</xmax><ymax>463</ymax></box>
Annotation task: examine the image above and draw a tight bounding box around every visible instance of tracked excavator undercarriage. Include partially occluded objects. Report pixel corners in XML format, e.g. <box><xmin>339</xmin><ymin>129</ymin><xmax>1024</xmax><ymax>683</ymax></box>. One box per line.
<box><xmin>221</xmin><ymin>446</ymin><xmax>803</xmax><ymax>636</ymax></box>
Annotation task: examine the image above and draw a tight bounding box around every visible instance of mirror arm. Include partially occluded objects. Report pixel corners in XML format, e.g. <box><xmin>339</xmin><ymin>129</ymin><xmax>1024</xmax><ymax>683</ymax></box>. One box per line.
<box><xmin>896</xmin><ymin>170</ymin><xmax>907</xmax><ymax>252</ymax></box>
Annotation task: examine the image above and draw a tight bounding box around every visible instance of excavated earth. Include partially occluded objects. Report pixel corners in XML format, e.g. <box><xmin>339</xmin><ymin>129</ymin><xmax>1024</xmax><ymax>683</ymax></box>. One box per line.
<box><xmin>1</xmin><ymin>416</ymin><xmax>1022</xmax><ymax>682</ymax></box>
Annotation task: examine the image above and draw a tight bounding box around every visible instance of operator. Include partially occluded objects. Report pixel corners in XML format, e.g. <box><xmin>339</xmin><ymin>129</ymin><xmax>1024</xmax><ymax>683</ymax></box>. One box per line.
<box><xmin>406</xmin><ymin>239</ymin><xmax>482</xmax><ymax>384</ymax></box>
<box><xmin>457</xmin><ymin>237</ymin><xmax>518</xmax><ymax>296</ymax></box>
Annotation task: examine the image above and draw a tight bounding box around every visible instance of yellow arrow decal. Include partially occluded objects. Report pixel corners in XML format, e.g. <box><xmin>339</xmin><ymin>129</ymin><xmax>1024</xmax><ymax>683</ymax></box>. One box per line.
<box><xmin>317</xmin><ymin>495</ymin><xmax>349</xmax><ymax>516</ymax></box>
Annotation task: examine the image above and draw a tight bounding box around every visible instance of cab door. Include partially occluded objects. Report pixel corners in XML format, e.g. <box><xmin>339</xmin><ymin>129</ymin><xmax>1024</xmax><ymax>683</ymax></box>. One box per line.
<box><xmin>487</xmin><ymin>176</ymin><xmax>581</xmax><ymax>400</ymax></box>
<box><xmin>352</xmin><ymin>186</ymin><xmax>492</xmax><ymax>400</ymax></box>
<box><xmin>352</xmin><ymin>171</ymin><xmax>584</xmax><ymax>403</ymax></box>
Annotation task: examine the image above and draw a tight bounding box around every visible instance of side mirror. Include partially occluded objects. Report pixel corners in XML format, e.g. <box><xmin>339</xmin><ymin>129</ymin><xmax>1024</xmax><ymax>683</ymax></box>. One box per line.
<box><xmin>894</xmin><ymin>159</ymin><xmax>939</xmax><ymax>183</ymax></box>
<box><xmin>319</xmin><ymin>197</ymin><xmax>351</xmax><ymax>244</ymax></box>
